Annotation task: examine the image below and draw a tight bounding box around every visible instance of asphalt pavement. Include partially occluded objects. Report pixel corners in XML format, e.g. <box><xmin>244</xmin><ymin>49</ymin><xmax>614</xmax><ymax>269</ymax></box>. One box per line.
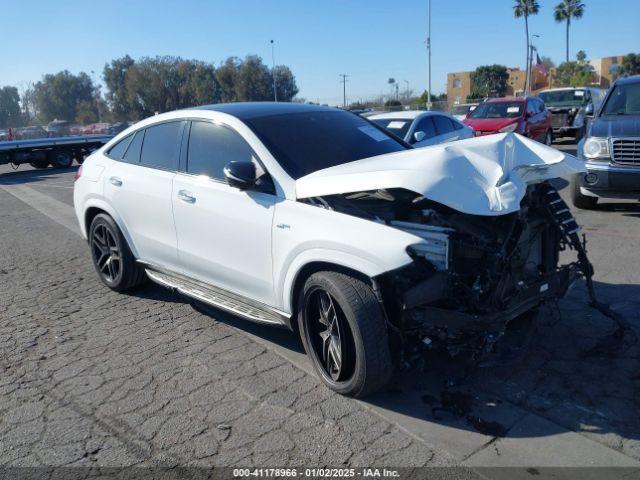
<box><xmin>1</xmin><ymin>142</ymin><xmax>639</xmax><ymax>477</ymax></box>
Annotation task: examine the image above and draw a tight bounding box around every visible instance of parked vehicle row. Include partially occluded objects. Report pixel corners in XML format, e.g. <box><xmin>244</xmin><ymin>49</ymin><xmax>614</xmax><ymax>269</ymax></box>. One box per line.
<box><xmin>74</xmin><ymin>102</ymin><xmax>589</xmax><ymax>397</ymax></box>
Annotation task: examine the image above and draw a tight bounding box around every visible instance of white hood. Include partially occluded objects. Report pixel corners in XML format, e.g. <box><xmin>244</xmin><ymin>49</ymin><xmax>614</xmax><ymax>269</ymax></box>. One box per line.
<box><xmin>295</xmin><ymin>133</ymin><xmax>586</xmax><ymax>216</ymax></box>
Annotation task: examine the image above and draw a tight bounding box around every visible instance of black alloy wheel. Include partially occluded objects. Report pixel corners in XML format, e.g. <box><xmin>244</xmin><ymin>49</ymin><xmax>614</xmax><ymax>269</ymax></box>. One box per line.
<box><xmin>91</xmin><ymin>222</ymin><xmax>122</xmax><ymax>286</ymax></box>
<box><xmin>306</xmin><ymin>288</ymin><xmax>355</xmax><ymax>382</ymax></box>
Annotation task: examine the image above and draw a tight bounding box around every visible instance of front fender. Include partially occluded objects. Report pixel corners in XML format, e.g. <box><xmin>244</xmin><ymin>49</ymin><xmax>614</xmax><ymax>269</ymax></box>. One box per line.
<box><xmin>278</xmin><ymin>248</ymin><xmax>399</xmax><ymax>315</ymax></box>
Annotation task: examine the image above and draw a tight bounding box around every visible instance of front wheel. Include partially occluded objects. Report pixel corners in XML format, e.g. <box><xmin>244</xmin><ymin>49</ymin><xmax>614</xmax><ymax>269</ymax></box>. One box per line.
<box><xmin>29</xmin><ymin>159</ymin><xmax>49</xmax><ymax>169</ymax></box>
<box><xmin>88</xmin><ymin>213</ymin><xmax>147</xmax><ymax>291</ymax></box>
<box><xmin>298</xmin><ymin>271</ymin><xmax>392</xmax><ymax>397</ymax></box>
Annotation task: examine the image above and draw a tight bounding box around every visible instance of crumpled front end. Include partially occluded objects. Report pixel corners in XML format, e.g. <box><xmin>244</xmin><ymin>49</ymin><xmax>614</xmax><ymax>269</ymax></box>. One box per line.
<box><xmin>374</xmin><ymin>183</ymin><xmax>586</xmax><ymax>357</ymax></box>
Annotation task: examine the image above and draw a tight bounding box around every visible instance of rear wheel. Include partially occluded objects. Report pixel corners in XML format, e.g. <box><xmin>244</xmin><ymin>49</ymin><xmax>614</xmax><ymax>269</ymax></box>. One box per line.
<box><xmin>298</xmin><ymin>271</ymin><xmax>392</xmax><ymax>397</ymax></box>
<box><xmin>89</xmin><ymin>214</ymin><xmax>146</xmax><ymax>291</ymax></box>
<box><xmin>29</xmin><ymin>159</ymin><xmax>49</xmax><ymax>169</ymax></box>
<box><xmin>48</xmin><ymin>150</ymin><xmax>73</xmax><ymax>168</ymax></box>
<box><xmin>571</xmin><ymin>177</ymin><xmax>598</xmax><ymax>209</ymax></box>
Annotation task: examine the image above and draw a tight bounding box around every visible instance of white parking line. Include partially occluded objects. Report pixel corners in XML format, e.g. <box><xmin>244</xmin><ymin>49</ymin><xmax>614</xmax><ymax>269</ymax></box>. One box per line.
<box><xmin>0</xmin><ymin>183</ymin><xmax>81</xmax><ymax>236</ymax></box>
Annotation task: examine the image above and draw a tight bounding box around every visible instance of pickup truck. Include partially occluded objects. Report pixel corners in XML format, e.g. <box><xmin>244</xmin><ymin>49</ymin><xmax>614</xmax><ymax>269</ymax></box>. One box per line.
<box><xmin>0</xmin><ymin>135</ymin><xmax>112</xmax><ymax>169</ymax></box>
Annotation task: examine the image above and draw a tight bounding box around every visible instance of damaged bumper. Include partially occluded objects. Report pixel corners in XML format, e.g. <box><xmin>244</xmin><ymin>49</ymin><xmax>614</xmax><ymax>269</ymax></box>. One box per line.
<box><xmin>406</xmin><ymin>263</ymin><xmax>580</xmax><ymax>338</ymax></box>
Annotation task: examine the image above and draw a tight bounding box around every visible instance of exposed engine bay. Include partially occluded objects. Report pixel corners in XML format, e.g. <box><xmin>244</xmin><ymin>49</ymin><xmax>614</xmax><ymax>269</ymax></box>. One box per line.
<box><xmin>303</xmin><ymin>182</ymin><xmax>591</xmax><ymax>358</ymax></box>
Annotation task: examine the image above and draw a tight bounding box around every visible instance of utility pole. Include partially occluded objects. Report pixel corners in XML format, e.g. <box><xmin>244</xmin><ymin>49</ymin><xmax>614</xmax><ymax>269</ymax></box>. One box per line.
<box><xmin>339</xmin><ymin>74</ymin><xmax>349</xmax><ymax>108</ymax></box>
<box><xmin>270</xmin><ymin>40</ymin><xmax>277</xmax><ymax>102</ymax></box>
<box><xmin>404</xmin><ymin>80</ymin><xmax>410</xmax><ymax>100</ymax></box>
<box><xmin>427</xmin><ymin>0</ymin><xmax>432</xmax><ymax>110</ymax></box>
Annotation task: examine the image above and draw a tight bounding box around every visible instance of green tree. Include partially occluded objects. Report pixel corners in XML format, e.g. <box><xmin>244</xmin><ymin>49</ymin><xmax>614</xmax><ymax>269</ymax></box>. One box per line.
<box><xmin>468</xmin><ymin>65</ymin><xmax>510</xmax><ymax>100</ymax></box>
<box><xmin>33</xmin><ymin>71</ymin><xmax>95</xmax><ymax>122</ymax></box>
<box><xmin>621</xmin><ymin>53</ymin><xmax>640</xmax><ymax>76</ymax></box>
<box><xmin>576</xmin><ymin>50</ymin><xmax>587</xmax><ymax>63</ymax></box>
<box><xmin>273</xmin><ymin>65</ymin><xmax>299</xmax><ymax>102</ymax></box>
<box><xmin>235</xmin><ymin>55</ymin><xmax>273</xmax><ymax>101</ymax></box>
<box><xmin>103</xmin><ymin>55</ymin><xmax>136</xmax><ymax>120</ymax></box>
<box><xmin>513</xmin><ymin>0</ymin><xmax>540</xmax><ymax>93</ymax></box>
<box><xmin>554</xmin><ymin>0</ymin><xmax>585</xmax><ymax>63</ymax></box>
<box><xmin>215</xmin><ymin>57</ymin><xmax>241</xmax><ymax>103</ymax></box>
<box><xmin>553</xmin><ymin>56</ymin><xmax>594</xmax><ymax>87</ymax></box>
<box><xmin>540</xmin><ymin>56</ymin><xmax>556</xmax><ymax>71</ymax></box>
<box><xmin>0</xmin><ymin>86</ymin><xmax>23</xmax><ymax>128</ymax></box>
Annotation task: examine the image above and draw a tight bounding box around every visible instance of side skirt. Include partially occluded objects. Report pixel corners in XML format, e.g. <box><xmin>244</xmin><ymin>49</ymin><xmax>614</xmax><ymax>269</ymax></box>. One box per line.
<box><xmin>139</xmin><ymin>262</ymin><xmax>290</xmax><ymax>327</ymax></box>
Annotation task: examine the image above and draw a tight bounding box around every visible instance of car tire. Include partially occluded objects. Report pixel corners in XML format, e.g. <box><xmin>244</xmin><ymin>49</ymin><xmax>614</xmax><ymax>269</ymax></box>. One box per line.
<box><xmin>48</xmin><ymin>150</ymin><xmax>73</xmax><ymax>168</ymax></box>
<box><xmin>571</xmin><ymin>177</ymin><xmax>598</xmax><ymax>209</ymax></box>
<box><xmin>544</xmin><ymin>130</ymin><xmax>553</xmax><ymax>146</ymax></box>
<box><xmin>298</xmin><ymin>271</ymin><xmax>392</xmax><ymax>398</ymax></box>
<box><xmin>88</xmin><ymin>213</ymin><xmax>147</xmax><ymax>291</ymax></box>
<box><xmin>29</xmin><ymin>160</ymin><xmax>49</xmax><ymax>169</ymax></box>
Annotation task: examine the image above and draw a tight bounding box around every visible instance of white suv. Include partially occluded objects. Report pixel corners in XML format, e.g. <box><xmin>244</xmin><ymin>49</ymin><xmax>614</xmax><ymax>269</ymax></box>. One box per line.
<box><xmin>74</xmin><ymin>103</ymin><xmax>587</xmax><ymax>397</ymax></box>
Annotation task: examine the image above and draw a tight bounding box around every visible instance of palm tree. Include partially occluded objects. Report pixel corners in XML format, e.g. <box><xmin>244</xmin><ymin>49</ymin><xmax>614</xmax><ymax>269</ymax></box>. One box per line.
<box><xmin>554</xmin><ymin>0</ymin><xmax>586</xmax><ymax>63</ymax></box>
<box><xmin>513</xmin><ymin>0</ymin><xmax>540</xmax><ymax>94</ymax></box>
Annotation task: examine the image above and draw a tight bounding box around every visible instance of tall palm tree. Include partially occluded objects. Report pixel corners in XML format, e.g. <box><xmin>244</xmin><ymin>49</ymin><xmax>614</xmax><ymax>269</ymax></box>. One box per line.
<box><xmin>554</xmin><ymin>0</ymin><xmax>586</xmax><ymax>63</ymax></box>
<box><xmin>513</xmin><ymin>0</ymin><xmax>540</xmax><ymax>94</ymax></box>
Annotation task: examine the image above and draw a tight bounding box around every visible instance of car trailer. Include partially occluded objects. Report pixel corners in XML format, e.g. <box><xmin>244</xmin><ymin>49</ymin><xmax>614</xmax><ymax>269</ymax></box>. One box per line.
<box><xmin>0</xmin><ymin>135</ymin><xmax>112</xmax><ymax>169</ymax></box>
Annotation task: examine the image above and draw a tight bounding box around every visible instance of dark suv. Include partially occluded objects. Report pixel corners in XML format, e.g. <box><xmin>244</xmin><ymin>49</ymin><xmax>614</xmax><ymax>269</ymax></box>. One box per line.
<box><xmin>571</xmin><ymin>75</ymin><xmax>640</xmax><ymax>208</ymax></box>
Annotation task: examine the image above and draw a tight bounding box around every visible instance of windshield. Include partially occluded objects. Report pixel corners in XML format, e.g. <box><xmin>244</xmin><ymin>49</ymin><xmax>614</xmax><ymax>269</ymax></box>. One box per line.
<box><xmin>468</xmin><ymin>101</ymin><xmax>523</xmax><ymax>119</ymax></box>
<box><xmin>538</xmin><ymin>90</ymin><xmax>586</xmax><ymax>107</ymax></box>
<box><xmin>245</xmin><ymin>110</ymin><xmax>407</xmax><ymax>179</ymax></box>
<box><xmin>601</xmin><ymin>82</ymin><xmax>640</xmax><ymax>116</ymax></box>
<box><xmin>370</xmin><ymin>118</ymin><xmax>412</xmax><ymax>139</ymax></box>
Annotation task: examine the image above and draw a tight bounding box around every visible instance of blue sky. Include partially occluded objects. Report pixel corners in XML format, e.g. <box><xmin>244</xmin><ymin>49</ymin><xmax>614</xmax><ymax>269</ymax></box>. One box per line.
<box><xmin>1</xmin><ymin>0</ymin><xmax>638</xmax><ymax>105</ymax></box>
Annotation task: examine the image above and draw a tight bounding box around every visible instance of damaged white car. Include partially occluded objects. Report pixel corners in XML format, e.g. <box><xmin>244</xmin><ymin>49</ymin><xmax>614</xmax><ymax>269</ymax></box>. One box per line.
<box><xmin>74</xmin><ymin>103</ymin><xmax>590</xmax><ymax>397</ymax></box>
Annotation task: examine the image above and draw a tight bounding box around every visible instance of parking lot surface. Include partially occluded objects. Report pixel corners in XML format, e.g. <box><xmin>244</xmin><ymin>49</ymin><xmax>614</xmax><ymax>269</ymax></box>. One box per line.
<box><xmin>1</xmin><ymin>142</ymin><xmax>639</xmax><ymax>474</ymax></box>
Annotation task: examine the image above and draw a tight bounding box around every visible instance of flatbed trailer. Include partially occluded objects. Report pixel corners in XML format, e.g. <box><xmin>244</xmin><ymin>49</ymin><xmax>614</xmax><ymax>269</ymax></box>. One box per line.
<box><xmin>0</xmin><ymin>135</ymin><xmax>112</xmax><ymax>169</ymax></box>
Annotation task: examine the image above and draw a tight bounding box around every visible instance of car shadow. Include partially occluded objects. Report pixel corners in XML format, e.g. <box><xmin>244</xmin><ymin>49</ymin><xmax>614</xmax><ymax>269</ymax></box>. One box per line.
<box><xmin>0</xmin><ymin>165</ymin><xmax>78</xmax><ymax>185</ymax></box>
<box><xmin>142</xmin><ymin>277</ymin><xmax>640</xmax><ymax>446</ymax></box>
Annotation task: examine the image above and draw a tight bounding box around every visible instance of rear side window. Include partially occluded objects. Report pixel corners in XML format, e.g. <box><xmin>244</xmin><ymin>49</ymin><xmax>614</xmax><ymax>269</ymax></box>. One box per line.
<box><xmin>414</xmin><ymin>117</ymin><xmax>436</xmax><ymax>139</ymax></box>
<box><xmin>123</xmin><ymin>131</ymin><xmax>144</xmax><ymax>163</ymax></box>
<box><xmin>140</xmin><ymin>121</ymin><xmax>183</xmax><ymax>171</ymax></box>
<box><xmin>187</xmin><ymin>121</ymin><xmax>256</xmax><ymax>180</ymax></box>
<box><xmin>107</xmin><ymin>134</ymin><xmax>133</xmax><ymax>159</ymax></box>
<box><xmin>451</xmin><ymin>118</ymin><xmax>464</xmax><ymax>130</ymax></box>
<box><xmin>432</xmin><ymin>115</ymin><xmax>453</xmax><ymax>135</ymax></box>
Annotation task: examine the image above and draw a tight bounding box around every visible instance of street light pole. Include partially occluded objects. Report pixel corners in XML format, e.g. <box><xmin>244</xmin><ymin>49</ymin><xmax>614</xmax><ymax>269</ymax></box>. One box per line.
<box><xmin>427</xmin><ymin>0</ymin><xmax>432</xmax><ymax>110</ymax></box>
<box><xmin>270</xmin><ymin>40</ymin><xmax>277</xmax><ymax>102</ymax></box>
<box><xmin>529</xmin><ymin>34</ymin><xmax>540</xmax><ymax>95</ymax></box>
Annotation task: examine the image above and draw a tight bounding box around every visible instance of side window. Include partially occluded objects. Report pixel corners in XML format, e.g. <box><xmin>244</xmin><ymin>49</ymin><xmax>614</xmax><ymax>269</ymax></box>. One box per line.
<box><xmin>451</xmin><ymin>118</ymin><xmax>464</xmax><ymax>130</ymax></box>
<box><xmin>535</xmin><ymin>99</ymin><xmax>544</xmax><ymax>113</ymax></box>
<box><xmin>140</xmin><ymin>121</ymin><xmax>183</xmax><ymax>171</ymax></box>
<box><xmin>122</xmin><ymin>130</ymin><xmax>144</xmax><ymax>163</ymax></box>
<box><xmin>414</xmin><ymin>117</ymin><xmax>436</xmax><ymax>140</ymax></box>
<box><xmin>107</xmin><ymin>134</ymin><xmax>133</xmax><ymax>159</ymax></box>
<box><xmin>187</xmin><ymin>121</ymin><xmax>255</xmax><ymax>180</ymax></box>
<box><xmin>526</xmin><ymin>100</ymin><xmax>536</xmax><ymax>115</ymax></box>
<box><xmin>432</xmin><ymin>115</ymin><xmax>453</xmax><ymax>135</ymax></box>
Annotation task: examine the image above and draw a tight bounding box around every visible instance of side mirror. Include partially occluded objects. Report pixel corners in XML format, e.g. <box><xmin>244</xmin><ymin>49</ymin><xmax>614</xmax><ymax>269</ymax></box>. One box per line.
<box><xmin>584</xmin><ymin>103</ymin><xmax>594</xmax><ymax>117</ymax></box>
<box><xmin>223</xmin><ymin>161</ymin><xmax>256</xmax><ymax>190</ymax></box>
<box><xmin>413</xmin><ymin>131</ymin><xmax>426</xmax><ymax>143</ymax></box>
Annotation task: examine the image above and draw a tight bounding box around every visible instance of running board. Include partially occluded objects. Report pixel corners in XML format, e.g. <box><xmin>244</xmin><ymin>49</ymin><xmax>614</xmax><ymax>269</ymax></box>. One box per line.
<box><xmin>141</xmin><ymin>264</ymin><xmax>289</xmax><ymax>327</ymax></box>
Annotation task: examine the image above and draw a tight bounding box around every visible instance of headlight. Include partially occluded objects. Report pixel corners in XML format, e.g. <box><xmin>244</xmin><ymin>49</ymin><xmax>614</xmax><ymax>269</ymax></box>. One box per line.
<box><xmin>583</xmin><ymin>137</ymin><xmax>610</xmax><ymax>160</ymax></box>
<box><xmin>499</xmin><ymin>122</ymin><xmax>518</xmax><ymax>133</ymax></box>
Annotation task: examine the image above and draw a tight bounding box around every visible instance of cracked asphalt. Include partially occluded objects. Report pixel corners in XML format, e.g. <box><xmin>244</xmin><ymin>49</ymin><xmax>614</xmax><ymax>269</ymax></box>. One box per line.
<box><xmin>0</xmin><ymin>141</ymin><xmax>639</xmax><ymax>476</ymax></box>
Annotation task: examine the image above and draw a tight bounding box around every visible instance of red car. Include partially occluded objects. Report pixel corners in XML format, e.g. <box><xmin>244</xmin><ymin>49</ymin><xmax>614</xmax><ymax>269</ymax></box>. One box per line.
<box><xmin>463</xmin><ymin>97</ymin><xmax>553</xmax><ymax>145</ymax></box>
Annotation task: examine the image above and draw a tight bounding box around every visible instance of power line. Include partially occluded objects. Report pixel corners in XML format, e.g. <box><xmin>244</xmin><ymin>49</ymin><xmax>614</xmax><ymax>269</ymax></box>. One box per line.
<box><xmin>339</xmin><ymin>74</ymin><xmax>349</xmax><ymax>108</ymax></box>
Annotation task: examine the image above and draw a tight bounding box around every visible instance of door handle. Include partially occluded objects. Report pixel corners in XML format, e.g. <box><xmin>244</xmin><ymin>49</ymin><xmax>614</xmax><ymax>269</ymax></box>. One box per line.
<box><xmin>109</xmin><ymin>176</ymin><xmax>123</xmax><ymax>187</ymax></box>
<box><xmin>177</xmin><ymin>189</ymin><xmax>196</xmax><ymax>204</ymax></box>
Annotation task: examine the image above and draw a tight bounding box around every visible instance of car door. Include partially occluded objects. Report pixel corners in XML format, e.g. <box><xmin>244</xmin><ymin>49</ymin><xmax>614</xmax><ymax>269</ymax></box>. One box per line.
<box><xmin>104</xmin><ymin>121</ymin><xmax>184</xmax><ymax>271</ymax></box>
<box><xmin>525</xmin><ymin>99</ymin><xmax>543</xmax><ymax>140</ymax></box>
<box><xmin>411</xmin><ymin>116</ymin><xmax>438</xmax><ymax>147</ymax></box>
<box><xmin>172</xmin><ymin>119</ymin><xmax>277</xmax><ymax>306</ymax></box>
